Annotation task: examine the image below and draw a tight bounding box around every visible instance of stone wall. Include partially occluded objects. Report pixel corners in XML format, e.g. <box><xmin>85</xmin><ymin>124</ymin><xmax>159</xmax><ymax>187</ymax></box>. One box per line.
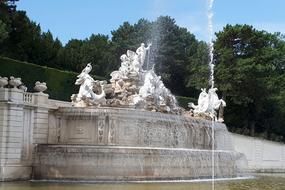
<box><xmin>50</xmin><ymin>107</ymin><xmax>232</xmax><ymax>150</ymax></box>
<box><xmin>231</xmin><ymin>133</ymin><xmax>285</xmax><ymax>173</ymax></box>
<box><xmin>33</xmin><ymin>107</ymin><xmax>248</xmax><ymax>181</ymax></box>
<box><xmin>0</xmin><ymin>87</ymin><xmax>71</xmax><ymax>181</ymax></box>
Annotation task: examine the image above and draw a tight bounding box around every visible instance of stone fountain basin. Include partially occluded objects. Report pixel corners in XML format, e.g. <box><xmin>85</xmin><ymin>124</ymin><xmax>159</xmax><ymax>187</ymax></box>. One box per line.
<box><xmin>33</xmin><ymin>144</ymin><xmax>247</xmax><ymax>181</ymax></box>
<box><xmin>34</xmin><ymin>107</ymin><xmax>248</xmax><ymax>181</ymax></box>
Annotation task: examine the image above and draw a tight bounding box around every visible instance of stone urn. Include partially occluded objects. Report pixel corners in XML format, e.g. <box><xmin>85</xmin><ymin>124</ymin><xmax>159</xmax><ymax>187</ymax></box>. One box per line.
<box><xmin>9</xmin><ymin>76</ymin><xmax>22</xmax><ymax>88</ymax></box>
<box><xmin>0</xmin><ymin>76</ymin><xmax>8</xmax><ymax>88</ymax></box>
<box><xmin>34</xmin><ymin>81</ymin><xmax>47</xmax><ymax>93</ymax></box>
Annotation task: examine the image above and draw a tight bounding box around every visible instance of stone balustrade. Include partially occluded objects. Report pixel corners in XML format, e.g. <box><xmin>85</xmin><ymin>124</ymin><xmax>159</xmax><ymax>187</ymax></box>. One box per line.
<box><xmin>23</xmin><ymin>92</ymin><xmax>33</xmax><ymax>104</ymax></box>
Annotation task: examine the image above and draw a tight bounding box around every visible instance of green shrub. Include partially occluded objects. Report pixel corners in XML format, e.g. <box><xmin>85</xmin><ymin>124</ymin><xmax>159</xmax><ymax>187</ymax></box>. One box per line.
<box><xmin>176</xmin><ymin>96</ymin><xmax>197</xmax><ymax>109</ymax></box>
<box><xmin>0</xmin><ymin>56</ymin><xmax>105</xmax><ymax>101</ymax></box>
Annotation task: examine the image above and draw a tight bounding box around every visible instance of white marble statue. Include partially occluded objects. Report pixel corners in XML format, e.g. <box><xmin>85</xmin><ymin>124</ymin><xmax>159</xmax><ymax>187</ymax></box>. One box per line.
<box><xmin>188</xmin><ymin>88</ymin><xmax>226</xmax><ymax>122</ymax></box>
<box><xmin>127</xmin><ymin>50</ymin><xmax>140</xmax><ymax>73</ymax></box>
<box><xmin>139</xmin><ymin>71</ymin><xmax>155</xmax><ymax>98</ymax></box>
<box><xmin>208</xmin><ymin>88</ymin><xmax>226</xmax><ymax>122</ymax></box>
<box><xmin>138</xmin><ymin>69</ymin><xmax>180</xmax><ymax>113</ymax></box>
<box><xmin>119</xmin><ymin>54</ymin><xmax>130</xmax><ymax>77</ymax></box>
<box><xmin>110</xmin><ymin>49</ymin><xmax>141</xmax><ymax>84</ymax></box>
<box><xmin>100</xmin><ymin>43</ymin><xmax>181</xmax><ymax>113</ymax></box>
<box><xmin>71</xmin><ymin>63</ymin><xmax>106</xmax><ymax>107</ymax></box>
<box><xmin>136</xmin><ymin>43</ymin><xmax>152</xmax><ymax>67</ymax></box>
<box><xmin>188</xmin><ymin>88</ymin><xmax>209</xmax><ymax>113</ymax></box>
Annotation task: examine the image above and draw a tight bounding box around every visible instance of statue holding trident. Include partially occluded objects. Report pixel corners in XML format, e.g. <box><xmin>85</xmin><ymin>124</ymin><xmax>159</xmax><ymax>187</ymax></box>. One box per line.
<box><xmin>136</xmin><ymin>42</ymin><xmax>152</xmax><ymax>69</ymax></box>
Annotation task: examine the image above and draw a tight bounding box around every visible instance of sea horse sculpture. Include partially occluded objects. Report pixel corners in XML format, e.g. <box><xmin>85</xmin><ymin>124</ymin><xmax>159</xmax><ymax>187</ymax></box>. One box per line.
<box><xmin>188</xmin><ymin>88</ymin><xmax>226</xmax><ymax>122</ymax></box>
<box><xmin>71</xmin><ymin>63</ymin><xmax>106</xmax><ymax>107</ymax></box>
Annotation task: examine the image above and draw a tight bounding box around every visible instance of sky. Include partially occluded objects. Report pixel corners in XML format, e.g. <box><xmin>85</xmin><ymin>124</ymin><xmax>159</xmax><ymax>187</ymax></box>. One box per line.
<box><xmin>16</xmin><ymin>0</ymin><xmax>285</xmax><ymax>45</ymax></box>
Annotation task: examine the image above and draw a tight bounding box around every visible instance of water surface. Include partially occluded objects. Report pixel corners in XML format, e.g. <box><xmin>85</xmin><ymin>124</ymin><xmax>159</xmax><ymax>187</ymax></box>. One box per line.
<box><xmin>1</xmin><ymin>176</ymin><xmax>285</xmax><ymax>190</ymax></box>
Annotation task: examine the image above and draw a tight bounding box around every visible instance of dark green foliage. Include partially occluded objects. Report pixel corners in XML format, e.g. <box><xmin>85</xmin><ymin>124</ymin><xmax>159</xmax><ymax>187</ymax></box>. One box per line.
<box><xmin>59</xmin><ymin>34</ymin><xmax>116</xmax><ymax>77</ymax></box>
<box><xmin>0</xmin><ymin>56</ymin><xmax>104</xmax><ymax>101</ymax></box>
<box><xmin>176</xmin><ymin>96</ymin><xmax>197</xmax><ymax>109</ymax></box>
<box><xmin>186</xmin><ymin>42</ymin><xmax>210</xmax><ymax>94</ymax></box>
<box><xmin>0</xmin><ymin>1</ymin><xmax>63</xmax><ymax>70</ymax></box>
<box><xmin>0</xmin><ymin>0</ymin><xmax>18</xmax><ymax>11</ymax></box>
<box><xmin>0</xmin><ymin>20</ymin><xmax>8</xmax><ymax>42</ymax></box>
<box><xmin>214</xmin><ymin>24</ymin><xmax>285</xmax><ymax>142</ymax></box>
<box><xmin>111</xmin><ymin>16</ymin><xmax>209</xmax><ymax>97</ymax></box>
<box><xmin>152</xmin><ymin>16</ymin><xmax>201</xmax><ymax>96</ymax></box>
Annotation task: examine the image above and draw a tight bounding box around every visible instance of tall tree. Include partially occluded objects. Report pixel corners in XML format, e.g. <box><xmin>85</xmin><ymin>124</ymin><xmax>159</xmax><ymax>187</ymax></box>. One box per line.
<box><xmin>81</xmin><ymin>34</ymin><xmax>115</xmax><ymax>76</ymax></box>
<box><xmin>58</xmin><ymin>39</ymin><xmax>84</xmax><ymax>72</ymax></box>
<box><xmin>214</xmin><ymin>24</ymin><xmax>285</xmax><ymax>140</ymax></box>
<box><xmin>0</xmin><ymin>20</ymin><xmax>8</xmax><ymax>42</ymax></box>
<box><xmin>153</xmin><ymin>16</ymin><xmax>208</xmax><ymax>96</ymax></box>
<box><xmin>111</xmin><ymin>16</ymin><xmax>208</xmax><ymax>96</ymax></box>
<box><xmin>0</xmin><ymin>0</ymin><xmax>18</xmax><ymax>10</ymax></box>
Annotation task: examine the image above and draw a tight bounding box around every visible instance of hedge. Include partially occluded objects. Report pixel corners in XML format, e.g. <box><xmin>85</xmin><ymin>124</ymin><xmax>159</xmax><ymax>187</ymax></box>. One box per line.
<box><xmin>0</xmin><ymin>56</ymin><xmax>105</xmax><ymax>101</ymax></box>
<box><xmin>176</xmin><ymin>96</ymin><xmax>197</xmax><ymax>109</ymax></box>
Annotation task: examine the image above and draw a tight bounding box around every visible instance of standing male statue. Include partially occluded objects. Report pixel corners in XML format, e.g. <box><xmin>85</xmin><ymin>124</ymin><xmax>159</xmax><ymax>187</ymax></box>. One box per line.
<box><xmin>136</xmin><ymin>43</ymin><xmax>152</xmax><ymax>67</ymax></box>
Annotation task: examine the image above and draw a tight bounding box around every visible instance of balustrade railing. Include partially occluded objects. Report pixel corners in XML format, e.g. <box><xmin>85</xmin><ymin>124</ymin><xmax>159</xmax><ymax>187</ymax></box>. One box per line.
<box><xmin>23</xmin><ymin>92</ymin><xmax>33</xmax><ymax>104</ymax></box>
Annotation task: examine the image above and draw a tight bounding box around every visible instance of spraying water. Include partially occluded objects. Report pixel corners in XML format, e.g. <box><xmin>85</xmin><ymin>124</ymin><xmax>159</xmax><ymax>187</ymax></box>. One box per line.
<box><xmin>146</xmin><ymin>40</ymin><xmax>157</xmax><ymax>71</ymax></box>
<box><xmin>208</xmin><ymin>0</ymin><xmax>215</xmax><ymax>89</ymax></box>
<box><xmin>144</xmin><ymin>19</ymin><xmax>161</xmax><ymax>71</ymax></box>
<box><xmin>207</xmin><ymin>0</ymin><xmax>215</xmax><ymax>190</ymax></box>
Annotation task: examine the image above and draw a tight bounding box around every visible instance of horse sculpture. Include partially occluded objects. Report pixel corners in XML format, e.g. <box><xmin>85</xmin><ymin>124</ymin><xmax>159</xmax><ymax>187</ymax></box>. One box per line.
<box><xmin>188</xmin><ymin>88</ymin><xmax>226</xmax><ymax>122</ymax></box>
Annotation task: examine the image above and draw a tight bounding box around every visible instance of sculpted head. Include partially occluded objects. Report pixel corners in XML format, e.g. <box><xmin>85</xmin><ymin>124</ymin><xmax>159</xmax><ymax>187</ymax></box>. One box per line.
<box><xmin>87</xmin><ymin>63</ymin><xmax>92</xmax><ymax>68</ymax></box>
<box><xmin>83</xmin><ymin>63</ymin><xmax>92</xmax><ymax>74</ymax></box>
<box><xmin>199</xmin><ymin>88</ymin><xmax>208</xmax><ymax>98</ymax></box>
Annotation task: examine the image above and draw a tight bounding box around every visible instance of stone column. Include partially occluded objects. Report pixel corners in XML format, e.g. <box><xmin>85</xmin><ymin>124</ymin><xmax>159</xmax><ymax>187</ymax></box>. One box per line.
<box><xmin>33</xmin><ymin>93</ymin><xmax>49</xmax><ymax>144</ymax></box>
<box><xmin>0</xmin><ymin>88</ymin><xmax>9</xmax><ymax>181</ymax></box>
<box><xmin>0</xmin><ymin>87</ymin><xmax>30</xmax><ymax>181</ymax></box>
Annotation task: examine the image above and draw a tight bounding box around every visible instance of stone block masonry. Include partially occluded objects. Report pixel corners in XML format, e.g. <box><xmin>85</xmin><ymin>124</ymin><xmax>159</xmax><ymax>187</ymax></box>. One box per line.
<box><xmin>0</xmin><ymin>87</ymin><xmax>63</xmax><ymax>181</ymax></box>
<box><xmin>232</xmin><ymin>133</ymin><xmax>285</xmax><ymax>173</ymax></box>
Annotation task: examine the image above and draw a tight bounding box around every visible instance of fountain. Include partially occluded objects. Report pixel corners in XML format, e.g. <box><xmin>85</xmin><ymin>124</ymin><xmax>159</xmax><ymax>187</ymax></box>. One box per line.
<box><xmin>32</xmin><ymin>43</ymin><xmax>248</xmax><ymax>181</ymax></box>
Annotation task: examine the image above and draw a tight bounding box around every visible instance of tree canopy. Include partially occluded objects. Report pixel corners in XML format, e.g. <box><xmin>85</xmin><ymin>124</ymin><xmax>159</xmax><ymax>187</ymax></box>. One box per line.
<box><xmin>214</xmin><ymin>24</ymin><xmax>285</xmax><ymax>141</ymax></box>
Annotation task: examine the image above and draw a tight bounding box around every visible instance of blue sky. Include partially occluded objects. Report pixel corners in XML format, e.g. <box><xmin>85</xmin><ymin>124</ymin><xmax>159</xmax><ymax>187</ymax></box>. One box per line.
<box><xmin>16</xmin><ymin>0</ymin><xmax>285</xmax><ymax>44</ymax></box>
